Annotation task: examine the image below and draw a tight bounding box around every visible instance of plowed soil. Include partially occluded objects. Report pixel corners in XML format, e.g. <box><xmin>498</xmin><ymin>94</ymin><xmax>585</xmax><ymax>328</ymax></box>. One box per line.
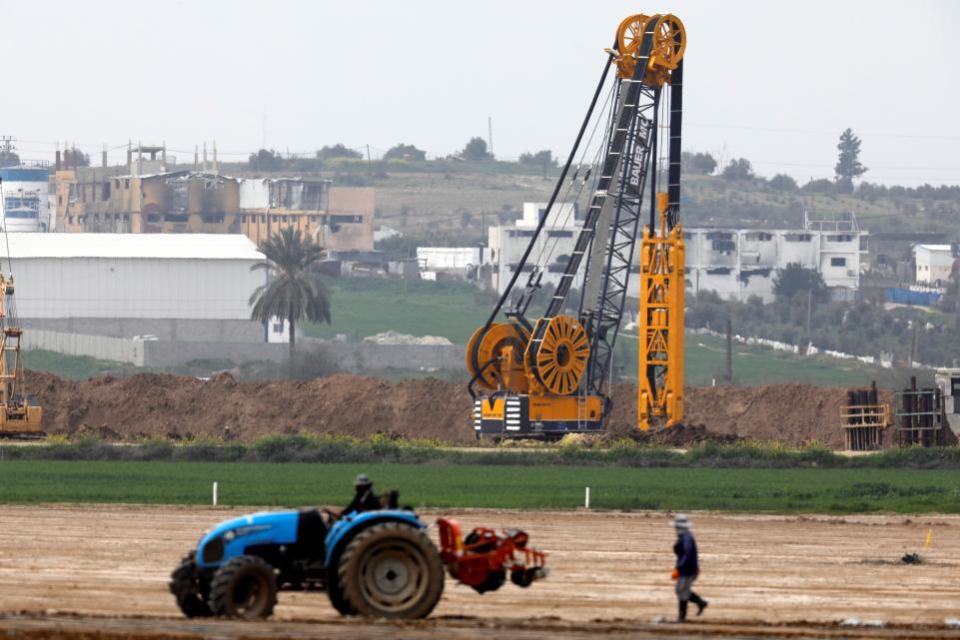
<box><xmin>23</xmin><ymin>370</ymin><xmax>893</xmax><ymax>447</ymax></box>
<box><xmin>0</xmin><ymin>506</ymin><xmax>958</xmax><ymax>639</ymax></box>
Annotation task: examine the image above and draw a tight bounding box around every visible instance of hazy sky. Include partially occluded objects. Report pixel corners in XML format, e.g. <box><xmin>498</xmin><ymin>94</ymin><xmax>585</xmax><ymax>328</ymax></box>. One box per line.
<box><xmin>3</xmin><ymin>0</ymin><xmax>957</xmax><ymax>185</ymax></box>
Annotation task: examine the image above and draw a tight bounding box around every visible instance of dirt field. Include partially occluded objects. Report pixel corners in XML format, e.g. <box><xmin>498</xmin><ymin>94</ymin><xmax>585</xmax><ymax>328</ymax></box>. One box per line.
<box><xmin>0</xmin><ymin>506</ymin><xmax>958</xmax><ymax>638</ymax></box>
<box><xmin>26</xmin><ymin>370</ymin><xmax>900</xmax><ymax>448</ymax></box>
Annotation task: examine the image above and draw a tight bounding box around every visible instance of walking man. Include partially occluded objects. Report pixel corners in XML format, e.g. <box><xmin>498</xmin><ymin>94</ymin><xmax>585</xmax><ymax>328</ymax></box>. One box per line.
<box><xmin>672</xmin><ymin>514</ymin><xmax>708</xmax><ymax>622</ymax></box>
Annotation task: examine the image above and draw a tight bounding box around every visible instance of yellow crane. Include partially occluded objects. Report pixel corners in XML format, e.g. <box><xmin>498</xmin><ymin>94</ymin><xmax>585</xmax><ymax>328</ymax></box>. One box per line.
<box><xmin>0</xmin><ymin>180</ymin><xmax>43</xmax><ymax>437</ymax></box>
<box><xmin>466</xmin><ymin>13</ymin><xmax>686</xmax><ymax>438</ymax></box>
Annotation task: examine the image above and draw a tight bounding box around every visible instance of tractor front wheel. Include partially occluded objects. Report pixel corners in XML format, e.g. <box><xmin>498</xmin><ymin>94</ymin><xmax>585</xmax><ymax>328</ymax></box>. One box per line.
<box><xmin>209</xmin><ymin>555</ymin><xmax>278</xmax><ymax>619</ymax></box>
<box><xmin>337</xmin><ymin>522</ymin><xmax>444</xmax><ymax>619</ymax></box>
<box><xmin>169</xmin><ymin>552</ymin><xmax>213</xmax><ymax>618</ymax></box>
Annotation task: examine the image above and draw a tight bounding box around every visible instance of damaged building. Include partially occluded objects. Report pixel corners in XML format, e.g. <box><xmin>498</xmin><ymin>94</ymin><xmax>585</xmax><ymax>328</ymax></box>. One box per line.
<box><xmin>53</xmin><ymin>143</ymin><xmax>374</xmax><ymax>252</ymax></box>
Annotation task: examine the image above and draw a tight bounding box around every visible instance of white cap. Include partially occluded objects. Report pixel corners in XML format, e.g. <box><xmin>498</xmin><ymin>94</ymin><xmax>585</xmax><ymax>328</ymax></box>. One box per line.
<box><xmin>673</xmin><ymin>514</ymin><xmax>691</xmax><ymax>531</ymax></box>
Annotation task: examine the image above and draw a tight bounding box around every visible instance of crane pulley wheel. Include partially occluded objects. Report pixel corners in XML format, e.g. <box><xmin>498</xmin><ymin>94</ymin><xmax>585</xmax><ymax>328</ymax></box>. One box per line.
<box><xmin>615</xmin><ymin>13</ymin><xmax>686</xmax><ymax>81</ymax></box>
<box><xmin>529</xmin><ymin>315</ymin><xmax>590</xmax><ymax>396</ymax></box>
<box><xmin>466</xmin><ymin>322</ymin><xmax>529</xmax><ymax>393</ymax></box>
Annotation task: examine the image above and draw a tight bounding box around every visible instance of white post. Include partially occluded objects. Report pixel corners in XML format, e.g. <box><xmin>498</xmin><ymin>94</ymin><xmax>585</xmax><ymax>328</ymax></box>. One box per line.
<box><xmin>212</xmin><ymin>481</ymin><xmax>219</xmax><ymax>507</ymax></box>
<box><xmin>585</xmin><ymin>486</ymin><xmax>591</xmax><ymax>509</ymax></box>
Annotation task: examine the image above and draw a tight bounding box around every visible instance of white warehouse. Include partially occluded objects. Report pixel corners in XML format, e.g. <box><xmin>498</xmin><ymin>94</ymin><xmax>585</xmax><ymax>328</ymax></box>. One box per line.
<box><xmin>6</xmin><ymin>233</ymin><xmax>268</xmax><ymax>342</ymax></box>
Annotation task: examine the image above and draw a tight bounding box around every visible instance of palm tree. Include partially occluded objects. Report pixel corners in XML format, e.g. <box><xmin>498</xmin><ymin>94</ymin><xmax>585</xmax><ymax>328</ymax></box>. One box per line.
<box><xmin>249</xmin><ymin>227</ymin><xmax>331</xmax><ymax>358</ymax></box>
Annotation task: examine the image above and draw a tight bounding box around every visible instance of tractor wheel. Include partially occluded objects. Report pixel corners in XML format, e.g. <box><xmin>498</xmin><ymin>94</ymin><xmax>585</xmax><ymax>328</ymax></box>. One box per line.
<box><xmin>169</xmin><ymin>552</ymin><xmax>213</xmax><ymax>618</ymax></box>
<box><xmin>337</xmin><ymin>522</ymin><xmax>444</xmax><ymax>619</ymax></box>
<box><xmin>326</xmin><ymin>572</ymin><xmax>357</xmax><ymax>616</ymax></box>
<box><xmin>209</xmin><ymin>555</ymin><xmax>278</xmax><ymax>619</ymax></box>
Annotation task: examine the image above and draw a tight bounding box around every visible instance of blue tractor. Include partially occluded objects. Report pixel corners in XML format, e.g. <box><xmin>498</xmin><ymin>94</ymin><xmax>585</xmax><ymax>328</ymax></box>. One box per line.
<box><xmin>169</xmin><ymin>506</ymin><xmax>445</xmax><ymax>620</ymax></box>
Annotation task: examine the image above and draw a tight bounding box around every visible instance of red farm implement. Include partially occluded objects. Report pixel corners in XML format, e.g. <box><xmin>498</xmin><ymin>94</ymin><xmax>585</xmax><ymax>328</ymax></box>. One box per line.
<box><xmin>437</xmin><ymin>518</ymin><xmax>548</xmax><ymax>594</ymax></box>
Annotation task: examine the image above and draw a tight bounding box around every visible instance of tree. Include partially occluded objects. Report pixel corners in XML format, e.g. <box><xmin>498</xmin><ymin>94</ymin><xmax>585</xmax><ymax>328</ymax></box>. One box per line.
<box><xmin>801</xmin><ymin>178</ymin><xmax>835</xmax><ymax>194</ymax></box>
<box><xmin>835</xmin><ymin>127</ymin><xmax>867</xmax><ymax>193</ymax></box>
<box><xmin>383</xmin><ymin>143</ymin><xmax>426</xmax><ymax>161</ymax></box>
<box><xmin>249</xmin><ymin>228</ymin><xmax>331</xmax><ymax>359</ymax></box>
<box><xmin>462</xmin><ymin>137</ymin><xmax>493</xmax><ymax>161</ymax></box>
<box><xmin>721</xmin><ymin>158</ymin><xmax>754</xmax><ymax>181</ymax></box>
<box><xmin>768</xmin><ymin>173</ymin><xmax>798</xmax><ymax>192</ymax></box>
<box><xmin>0</xmin><ymin>150</ymin><xmax>20</xmax><ymax>168</ymax></box>
<box><xmin>316</xmin><ymin>144</ymin><xmax>362</xmax><ymax>161</ymax></box>
<box><xmin>519</xmin><ymin>149</ymin><xmax>556</xmax><ymax>177</ymax></box>
<box><xmin>248</xmin><ymin>148</ymin><xmax>285</xmax><ymax>171</ymax></box>
<box><xmin>688</xmin><ymin>152</ymin><xmax>717</xmax><ymax>175</ymax></box>
<box><xmin>772</xmin><ymin>263</ymin><xmax>828</xmax><ymax>301</ymax></box>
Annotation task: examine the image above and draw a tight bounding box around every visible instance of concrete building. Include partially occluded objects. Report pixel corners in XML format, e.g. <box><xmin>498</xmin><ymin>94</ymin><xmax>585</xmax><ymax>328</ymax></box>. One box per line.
<box><xmin>1</xmin><ymin>167</ymin><xmax>52</xmax><ymax>232</ymax></box>
<box><xmin>686</xmin><ymin>226</ymin><xmax>866</xmax><ymax>302</ymax></box>
<box><xmin>488</xmin><ymin>202</ymin><xmax>581</xmax><ymax>294</ymax></box>
<box><xmin>913</xmin><ymin>244</ymin><xmax>956</xmax><ymax>285</ymax></box>
<box><xmin>53</xmin><ymin>144</ymin><xmax>375</xmax><ymax>252</ymax></box>
<box><xmin>6</xmin><ymin>233</ymin><xmax>267</xmax><ymax>343</ymax></box>
<box><xmin>486</xmin><ymin>205</ymin><xmax>866</xmax><ymax>302</ymax></box>
<box><xmin>416</xmin><ymin>246</ymin><xmax>490</xmax><ymax>281</ymax></box>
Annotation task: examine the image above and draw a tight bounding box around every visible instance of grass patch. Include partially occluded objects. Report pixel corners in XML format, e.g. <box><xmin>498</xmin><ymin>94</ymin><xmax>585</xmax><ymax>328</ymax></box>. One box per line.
<box><xmin>5</xmin><ymin>436</ymin><xmax>960</xmax><ymax>470</ymax></box>
<box><xmin>0</xmin><ymin>459</ymin><xmax>957</xmax><ymax>513</ymax></box>
<box><xmin>302</xmin><ymin>278</ymin><xmax>495</xmax><ymax>345</ymax></box>
<box><xmin>23</xmin><ymin>349</ymin><xmax>133</xmax><ymax>380</ymax></box>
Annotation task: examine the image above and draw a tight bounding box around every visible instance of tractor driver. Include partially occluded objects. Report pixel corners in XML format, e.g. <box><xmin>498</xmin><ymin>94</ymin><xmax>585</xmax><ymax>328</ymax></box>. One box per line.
<box><xmin>342</xmin><ymin>473</ymin><xmax>382</xmax><ymax>516</ymax></box>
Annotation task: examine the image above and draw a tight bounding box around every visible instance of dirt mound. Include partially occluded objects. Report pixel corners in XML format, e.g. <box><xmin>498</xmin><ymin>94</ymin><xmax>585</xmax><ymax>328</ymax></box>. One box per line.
<box><xmin>22</xmin><ymin>370</ymin><xmax>885</xmax><ymax>447</ymax></box>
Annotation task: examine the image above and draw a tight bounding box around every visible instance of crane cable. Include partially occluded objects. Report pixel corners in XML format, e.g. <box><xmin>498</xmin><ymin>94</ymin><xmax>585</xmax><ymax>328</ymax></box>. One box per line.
<box><xmin>467</xmin><ymin>52</ymin><xmax>617</xmax><ymax>388</ymax></box>
<box><xmin>525</xmin><ymin>81</ymin><xmax>616</xmax><ymax>292</ymax></box>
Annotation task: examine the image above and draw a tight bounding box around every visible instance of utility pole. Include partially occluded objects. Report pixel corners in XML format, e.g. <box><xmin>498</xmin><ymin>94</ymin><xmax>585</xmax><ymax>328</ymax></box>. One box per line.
<box><xmin>366</xmin><ymin>144</ymin><xmax>372</xmax><ymax>174</ymax></box>
<box><xmin>806</xmin><ymin>288</ymin><xmax>813</xmax><ymax>346</ymax></box>
<box><xmin>725</xmin><ymin>317</ymin><xmax>733</xmax><ymax>383</ymax></box>
<box><xmin>910</xmin><ymin>323</ymin><xmax>918</xmax><ymax>367</ymax></box>
<box><xmin>487</xmin><ymin>116</ymin><xmax>494</xmax><ymax>157</ymax></box>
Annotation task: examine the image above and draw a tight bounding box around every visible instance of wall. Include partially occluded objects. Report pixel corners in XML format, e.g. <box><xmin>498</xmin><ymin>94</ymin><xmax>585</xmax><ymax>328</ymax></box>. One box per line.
<box><xmin>24</xmin><ymin>331</ymin><xmax>463</xmax><ymax>371</ymax></box>
<box><xmin>326</xmin><ymin>187</ymin><xmax>375</xmax><ymax>251</ymax></box>
<box><xmin>26</xmin><ymin>330</ymin><xmax>146</xmax><ymax>366</ymax></box>
<box><xmin>22</xmin><ymin>318</ymin><xmax>263</xmax><ymax>342</ymax></box>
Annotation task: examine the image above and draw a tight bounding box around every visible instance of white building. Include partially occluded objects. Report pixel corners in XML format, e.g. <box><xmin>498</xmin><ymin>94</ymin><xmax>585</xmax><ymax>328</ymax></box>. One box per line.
<box><xmin>488</xmin><ymin>202</ymin><xmax>581</xmax><ymax>294</ymax></box>
<box><xmin>416</xmin><ymin>246</ymin><xmax>490</xmax><ymax>281</ymax></box>
<box><xmin>0</xmin><ymin>167</ymin><xmax>52</xmax><ymax>232</ymax></box>
<box><xmin>686</xmin><ymin>227</ymin><xmax>866</xmax><ymax>302</ymax></box>
<box><xmin>913</xmin><ymin>244</ymin><xmax>956</xmax><ymax>285</ymax></box>
<box><xmin>4</xmin><ymin>233</ymin><xmax>268</xmax><ymax>342</ymax></box>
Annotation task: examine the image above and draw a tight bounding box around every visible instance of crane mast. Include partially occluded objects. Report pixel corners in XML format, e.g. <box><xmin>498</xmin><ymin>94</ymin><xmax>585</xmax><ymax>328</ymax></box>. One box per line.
<box><xmin>466</xmin><ymin>13</ymin><xmax>686</xmax><ymax>438</ymax></box>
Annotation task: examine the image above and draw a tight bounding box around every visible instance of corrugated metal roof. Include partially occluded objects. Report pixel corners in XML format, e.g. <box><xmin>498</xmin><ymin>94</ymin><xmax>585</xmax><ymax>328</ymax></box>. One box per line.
<box><xmin>0</xmin><ymin>233</ymin><xmax>265</xmax><ymax>260</ymax></box>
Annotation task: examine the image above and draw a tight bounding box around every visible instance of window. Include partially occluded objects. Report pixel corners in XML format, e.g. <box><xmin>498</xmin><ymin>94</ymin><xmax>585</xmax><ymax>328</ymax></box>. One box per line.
<box><xmin>102</xmin><ymin>182</ymin><xmax>111</xmax><ymax>200</ymax></box>
<box><xmin>147</xmin><ymin>213</ymin><xmax>161</xmax><ymax>223</ymax></box>
<box><xmin>784</xmin><ymin>233</ymin><xmax>812</xmax><ymax>242</ymax></box>
<box><xmin>68</xmin><ymin>216</ymin><xmax>74</xmax><ymax>224</ymax></box>
<box><xmin>547</xmin><ymin>230</ymin><xmax>573</xmax><ymax>238</ymax></box>
<box><xmin>744</xmin><ymin>232</ymin><xmax>772</xmax><ymax>241</ymax></box>
<box><xmin>330</xmin><ymin>214</ymin><xmax>362</xmax><ymax>224</ymax></box>
<box><xmin>272</xmin><ymin>323</ymin><xmax>284</xmax><ymax>332</ymax></box>
<box><xmin>830</xmin><ymin>257</ymin><xmax>847</xmax><ymax>267</ymax></box>
<box><xmin>826</xmin><ymin>234</ymin><xmax>853</xmax><ymax>242</ymax></box>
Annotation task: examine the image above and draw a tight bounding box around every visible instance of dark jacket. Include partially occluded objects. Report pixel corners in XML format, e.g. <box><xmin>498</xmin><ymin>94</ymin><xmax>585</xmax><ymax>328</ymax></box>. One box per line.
<box><xmin>343</xmin><ymin>486</ymin><xmax>381</xmax><ymax>516</ymax></box>
<box><xmin>673</xmin><ymin>531</ymin><xmax>699</xmax><ymax>577</ymax></box>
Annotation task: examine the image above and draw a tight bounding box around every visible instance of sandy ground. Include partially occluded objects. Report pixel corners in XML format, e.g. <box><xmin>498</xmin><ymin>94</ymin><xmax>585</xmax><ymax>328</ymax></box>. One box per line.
<box><xmin>0</xmin><ymin>506</ymin><xmax>958</xmax><ymax>638</ymax></box>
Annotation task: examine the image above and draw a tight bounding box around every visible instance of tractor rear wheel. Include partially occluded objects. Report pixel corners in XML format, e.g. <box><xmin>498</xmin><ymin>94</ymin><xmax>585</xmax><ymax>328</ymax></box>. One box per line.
<box><xmin>169</xmin><ymin>552</ymin><xmax>213</xmax><ymax>618</ymax></box>
<box><xmin>337</xmin><ymin>522</ymin><xmax>444</xmax><ymax>619</ymax></box>
<box><xmin>209</xmin><ymin>555</ymin><xmax>278</xmax><ymax>619</ymax></box>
